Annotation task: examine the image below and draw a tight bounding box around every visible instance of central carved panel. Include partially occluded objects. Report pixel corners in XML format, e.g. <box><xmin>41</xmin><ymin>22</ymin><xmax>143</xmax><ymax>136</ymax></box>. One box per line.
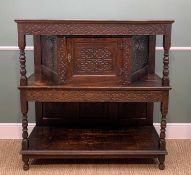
<box><xmin>75</xmin><ymin>47</ymin><xmax>113</xmax><ymax>73</ymax></box>
<box><xmin>69</xmin><ymin>38</ymin><xmax>120</xmax><ymax>75</ymax></box>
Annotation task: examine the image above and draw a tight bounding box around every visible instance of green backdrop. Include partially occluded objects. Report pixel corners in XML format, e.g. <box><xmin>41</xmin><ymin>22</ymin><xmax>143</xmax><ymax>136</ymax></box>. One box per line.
<box><xmin>0</xmin><ymin>0</ymin><xmax>191</xmax><ymax>123</ymax></box>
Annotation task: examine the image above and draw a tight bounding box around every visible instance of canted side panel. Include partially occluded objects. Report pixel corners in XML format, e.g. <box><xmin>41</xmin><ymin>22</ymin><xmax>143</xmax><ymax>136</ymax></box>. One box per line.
<box><xmin>148</xmin><ymin>35</ymin><xmax>156</xmax><ymax>74</ymax></box>
<box><xmin>35</xmin><ymin>102</ymin><xmax>153</xmax><ymax>127</ymax></box>
<box><xmin>40</xmin><ymin>36</ymin><xmax>58</xmax><ymax>81</ymax></box>
<box><xmin>132</xmin><ymin>36</ymin><xmax>149</xmax><ymax>73</ymax></box>
<box><xmin>33</xmin><ymin>35</ymin><xmax>42</xmax><ymax>75</ymax></box>
<box><xmin>41</xmin><ymin>36</ymin><xmax>57</xmax><ymax>71</ymax></box>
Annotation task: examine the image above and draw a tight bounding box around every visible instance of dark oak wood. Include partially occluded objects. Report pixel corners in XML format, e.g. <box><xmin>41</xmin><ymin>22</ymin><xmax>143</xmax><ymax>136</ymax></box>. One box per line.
<box><xmin>15</xmin><ymin>20</ymin><xmax>174</xmax><ymax>170</ymax></box>
<box><xmin>21</xmin><ymin>126</ymin><xmax>167</xmax><ymax>157</ymax></box>
<box><xmin>19</xmin><ymin>73</ymin><xmax>170</xmax><ymax>90</ymax></box>
<box><xmin>34</xmin><ymin>102</ymin><xmax>153</xmax><ymax>127</ymax></box>
<box><xmin>38</xmin><ymin>35</ymin><xmax>149</xmax><ymax>84</ymax></box>
<box><xmin>15</xmin><ymin>20</ymin><xmax>174</xmax><ymax>36</ymax></box>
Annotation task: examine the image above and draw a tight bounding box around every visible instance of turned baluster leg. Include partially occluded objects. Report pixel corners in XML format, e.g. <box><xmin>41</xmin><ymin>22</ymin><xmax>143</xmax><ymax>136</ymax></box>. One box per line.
<box><xmin>21</xmin><ymin>97</ymin><xmax>29</xmax><ymax>170</ymax></box>
<box><xmin>158</xmin><ymin>92</ymin><xmax>169</xmax><ymax>170</ymax></box>
<box><xmin>19</xmin><ymin>33</ymin><xmax>29</xmax><ymax>170</ymax></box>
<box><xmin>20</xmin><ymin>62</ymin><xmax>29</xmax><ymax>170</ymax></box>
<box><xmin>159</xmin><ymin>27</ymin><xmax>171</xmax><ymax>170</ymax></box>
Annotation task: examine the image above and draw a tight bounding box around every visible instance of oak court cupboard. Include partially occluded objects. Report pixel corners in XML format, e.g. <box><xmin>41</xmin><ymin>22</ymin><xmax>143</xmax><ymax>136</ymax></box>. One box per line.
<box><xmin>15</xmin><ymin>20</ymin><xmax>174</xmax><ymax>170</ymax></box>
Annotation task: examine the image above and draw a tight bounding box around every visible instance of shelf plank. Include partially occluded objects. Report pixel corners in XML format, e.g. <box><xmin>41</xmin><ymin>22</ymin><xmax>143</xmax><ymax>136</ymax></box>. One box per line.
<box><xmin>19</xmin><ymin>73</ymin><xmax>171</xmax><ymax>91</ymax></box>
<box><xmin>22</xmin><ymin>126</ymin><xmax>167</xmax><ymax>158</ymax></box>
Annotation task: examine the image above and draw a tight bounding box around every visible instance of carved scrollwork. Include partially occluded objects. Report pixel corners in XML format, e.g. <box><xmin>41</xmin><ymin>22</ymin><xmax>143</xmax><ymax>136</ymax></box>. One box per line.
<box><xmin>80</xmin><ymin>48</ymin><xmax>111</xmax><ymax>59</ymax></box>
<box><xmin>121</xmin><ymin>38</ymin><xmax>131</xmax><ymax>85</ymax></box>
<box><xmin>57</xmin><ymin>37</ymin><xmax>67</xmax><ymax>82</ymax></box>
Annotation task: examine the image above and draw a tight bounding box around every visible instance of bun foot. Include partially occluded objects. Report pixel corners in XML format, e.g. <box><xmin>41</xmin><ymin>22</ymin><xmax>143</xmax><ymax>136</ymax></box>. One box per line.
<box><xmin>158</xmin><ymin>155</ymin><xmax>165</xmax><ymax>170</ymax></box>
<box><xmin>22</xmin><ymin>156</ymin><xmax>29</xmax><ymax>171</ymax></box>
<box><xmin>159</xmin><ymin>163</ymin><xmax>165</xmax><ymax>170</ymax></box>
<box><xmin>23</xmin><ymin>163</ymin><xmax>29</xmax><ymax>171</ymax></box>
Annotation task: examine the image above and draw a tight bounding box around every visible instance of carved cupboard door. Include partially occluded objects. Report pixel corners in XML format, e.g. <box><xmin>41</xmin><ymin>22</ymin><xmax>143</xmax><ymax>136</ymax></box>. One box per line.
<box><xmin>65</xmin><ymin>37</ymin><xmax>124</xmax><ymax>84</ymax></box>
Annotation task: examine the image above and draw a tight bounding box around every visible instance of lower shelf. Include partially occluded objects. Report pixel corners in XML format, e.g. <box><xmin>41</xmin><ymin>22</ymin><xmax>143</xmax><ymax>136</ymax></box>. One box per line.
<box><xmin>21</xmin><ymin>126</ymin><xmax>167</xmax><ymax>158</ymax></box>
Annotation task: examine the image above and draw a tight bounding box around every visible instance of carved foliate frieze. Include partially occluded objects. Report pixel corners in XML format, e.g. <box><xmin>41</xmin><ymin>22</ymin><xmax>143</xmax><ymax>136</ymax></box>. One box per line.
<box><xmin>121</xmin><ymin>38</ymin><xmax>132</xmax><ymax>85</ymax></box>
<box><xmin>22</xmin><ymin>23</ymin><xmax>168</xmax><ymax>35</ymax></box>
<box><xmin>24</xmin><ymin>90</ymin><xmax>163</xmax><ymax>102</ymax></box>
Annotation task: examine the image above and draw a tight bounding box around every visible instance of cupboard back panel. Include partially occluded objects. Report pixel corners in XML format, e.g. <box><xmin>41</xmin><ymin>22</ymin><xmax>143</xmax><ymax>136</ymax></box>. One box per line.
<box><xmin>35</xmin><ymin>102</ymin><xmax>153</xmax><ymax>127</ymax></box>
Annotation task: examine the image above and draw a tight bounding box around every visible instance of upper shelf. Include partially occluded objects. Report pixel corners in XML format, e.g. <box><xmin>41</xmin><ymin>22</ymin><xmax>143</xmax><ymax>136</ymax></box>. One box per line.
<box><xmin>15</xmin><ymin>19</ymin><xmax>175</xmax><ymax>24</ymax></box>
<box><xmin>19</xmin><ymin>73</ymin><xmax>171</xmax><ymax>91</ymax></box>
<box><xmin>15</xmin><ymin>20</ymin><xmax>174</xmax><ymax>36</ymax></box>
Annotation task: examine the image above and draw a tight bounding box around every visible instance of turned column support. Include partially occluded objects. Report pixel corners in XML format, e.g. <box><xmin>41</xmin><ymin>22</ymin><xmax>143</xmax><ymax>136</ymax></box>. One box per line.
<box><xmin>18</xmin><ymin>32</ymin><xmax>27</xmax><ymax>86</ymax></box>
<box><xmin>162</xmin><ymin>26</ymin><xmax>172</xmax><ymax>86</ymax></box>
